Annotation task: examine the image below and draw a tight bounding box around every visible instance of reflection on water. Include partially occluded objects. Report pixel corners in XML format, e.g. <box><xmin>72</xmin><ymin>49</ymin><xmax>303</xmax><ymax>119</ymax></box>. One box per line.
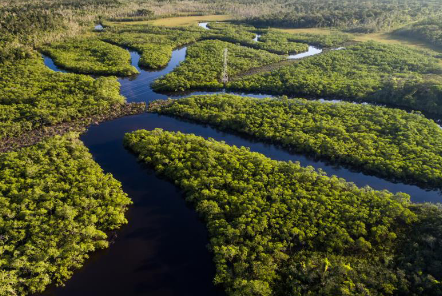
<box><xmin>40</xmin><ymin>38</ymin><xmax>442</xmax><ymax>296</ymax></box>
<box><xmin>198</xmin><ymin>22</ymin><xmax>209</xmax><ymax>30</ymax></box>
<box><xmin>288</xmin><ymin>45</ymin><xmax>323</xmax><ymax>59</ymax></box>
<box><xmin>94</xmin><ymin>24</ymin><xmax>104</xmax><ymax>31</ymax></box>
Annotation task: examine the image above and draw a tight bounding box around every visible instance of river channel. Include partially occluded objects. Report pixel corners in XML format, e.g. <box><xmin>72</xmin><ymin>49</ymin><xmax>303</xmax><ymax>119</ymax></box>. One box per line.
<box><xmin>40</xmin><ymin>26</ymin><xmax>442</xmax><ymax>295</ymax></box>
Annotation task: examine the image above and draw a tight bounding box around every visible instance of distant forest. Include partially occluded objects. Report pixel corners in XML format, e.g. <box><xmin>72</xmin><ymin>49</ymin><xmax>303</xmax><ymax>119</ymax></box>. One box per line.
<box><xmin>2</xmin><ymin>0</ymin><xmax>442</xmax><ymax>62</ymax></box>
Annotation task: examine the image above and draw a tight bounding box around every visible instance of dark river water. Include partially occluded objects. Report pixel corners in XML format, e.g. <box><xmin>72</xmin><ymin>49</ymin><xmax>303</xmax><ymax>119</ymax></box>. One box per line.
<box><xmin>40</xmin><ymin>36</ymin><xmax>442</xmax><ymax>296</ymax></box>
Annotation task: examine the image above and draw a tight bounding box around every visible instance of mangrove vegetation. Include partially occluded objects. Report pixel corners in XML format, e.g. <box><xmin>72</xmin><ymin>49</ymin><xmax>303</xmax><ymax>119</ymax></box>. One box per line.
<box><xmin>41</xmin><ymin>37</ymin><xmax>139</xmax><ymax>76</ymax></box>
<box><xmin>152</xmin><ymin>40</ymin><xmax>284</xmax><ymax>92</ymax></box>
<box><xmin>229</xmin><ymin>42</ymin><xmax>442</xmax><ymax>115</ymax></box>
<box><xmin>151</xmin><ymin>94</ymin><xmax>442</xmax><ymax>188</ymax></box>
<box><xmin>0</xmin><ymin>133</ymin><xmax>131</xmax><ymax>295</ymax></box>
<box><xmin>124</xmin><ymin>128</ymin><xmax>442</xmax><ymax>296</ymax></box>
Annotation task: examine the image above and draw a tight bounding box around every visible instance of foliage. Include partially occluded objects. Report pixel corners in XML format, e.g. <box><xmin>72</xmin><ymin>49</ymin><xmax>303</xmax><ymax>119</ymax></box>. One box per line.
<box><xmin>152</xmin><ymin>39</ymin><xmax>283</xmax><ymax>92</ymax></box>
<box><xmin>100</xmin><ymin>25</ymin><xmax>204</xmax><ymax>68</ymax></box>
<box><xmin>124</xmin><ymin>128</ymin><xmax>442</xmax><ymax>296</ymax></box>
<box><xmin>229</xmin><ymin>41</ymin><xmax>442</xmax><ymax>115</ymax></box>
<box><xmin>0</xmin><ymin>133</ymin><xmax>131</xmax><ymax>295</ymax></box>
<box><xmin>395</xmin><ymin>17</ymin><xmax>442</xmax><ymax>49</ymax></box>
<box><xmin>206</xmin><ymin>22</ymin><xmax>309</xmax><ymax>55</ymax></box>
<box><xmin>40</xmin><ymin>37</ymin><xmax>138</xmax><ymax>76</ymax></box>
<box><xmin>242</xmin><ymin>0</ymin><xmax>442</xmax><ymax>33</ymax></box>
<box><xmin>258</xmin><ymin>30</ymin><xmax>352</xmax><ymax>48</ymax></box>
<box><xmin>0</xmin><ymin>56</ymin><xmax>125</xmax><ymax>140</ymax></box>
<box><xmin>153</xmin><ymin>94</ymin><xmax>442</xmax><ymax>188</ymax></box>
<box><xmin>0</xmin><ymin>0</ymin><xmax>123</xmax><ymax>62</ymax></box>
<box><xmin>100</xmin><ymin>21</ymin><xmax>342</xmax><ymax>70</ymax></box>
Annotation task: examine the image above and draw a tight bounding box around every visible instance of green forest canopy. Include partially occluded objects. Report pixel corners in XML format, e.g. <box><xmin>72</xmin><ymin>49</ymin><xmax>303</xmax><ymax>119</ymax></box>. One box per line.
<box><xmin>0</xmin><ymin>133</ymin><xmax>131</xmax><ymax>295</ymax></box>
<box><xmin>228</xmin><ymin>41</ymin><xmax>442</xmax><ymax>116</ymax></box>
<box><xmin>40</xmin><ymin>37</ymin><xmax>139</xmax><ymax>76</ymax></box>
<box><xmin>124</xmin><ymin>128</ymin><xmax>442</xmax><ymax>296</ymax></box>
<box><xmin>0</xmin><ymin>55</ymin><xmax>124</xmax><ymax>140</ymax></box>
<box><xmin>152</xmin><ymin>39</ymin><xmax>284</xmax><ymax>92</ymax></box>
<box><xmin>151</xmin><ymin>94</ymin><xmax>442</xmax><ymax>189</ymax></box>
<box><xmin>395</xmin><ymin>17</ymin><xmax>442</xmax><ymax>49</ymax></box>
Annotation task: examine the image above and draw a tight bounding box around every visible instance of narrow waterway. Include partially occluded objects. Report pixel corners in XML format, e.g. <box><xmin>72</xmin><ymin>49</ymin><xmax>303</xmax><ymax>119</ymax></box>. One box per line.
<box><xmin>40</xmin><ymin>36</ymin><xmax>442</xmax><ymax>296</ymax></box>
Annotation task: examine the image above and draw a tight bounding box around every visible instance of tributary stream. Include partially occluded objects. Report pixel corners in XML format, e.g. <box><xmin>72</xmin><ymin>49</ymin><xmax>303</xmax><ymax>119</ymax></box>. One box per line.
<box><xmin>40</xmin><ymin>26</ymin><xmax>442</xmax><ymax>295</ymax></box>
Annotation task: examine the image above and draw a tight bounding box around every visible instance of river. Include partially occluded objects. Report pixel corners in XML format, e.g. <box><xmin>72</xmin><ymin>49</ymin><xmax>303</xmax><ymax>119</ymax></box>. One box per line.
<box><xmin>40</xmin><ymin>30</ymin><xmax>442</xmax><ymax>296</ymax></box>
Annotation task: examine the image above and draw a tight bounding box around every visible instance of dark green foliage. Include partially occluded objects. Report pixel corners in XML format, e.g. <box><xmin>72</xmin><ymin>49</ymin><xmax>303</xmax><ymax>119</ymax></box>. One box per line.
<box><xmin>152</xmin><ymin>94</ymin><xmax>442</xmax><ymax>188</ymax></box>
<box><xmin>242</xmin><ymin>0</ymin><xmax>442</xmax><ymax>33</ymax></box>
<box><xmin>124</xmin><ymin>129</ymin><xmax>442</xmax><ymax>296</ymax></box>
<box><xmin>229</xmin><ymin>42</ymin><xmax>442</xmax><ymax>115</ymax></box>
<box><xmin>100</xmin><ymin>25</ymin><xmax>204</xmax><ymax>69</ymax></box>
<box><xmin>100</xmin><ymin>21</ymin><xmax>336</xmax><ymax>70</ymax></box>
<box><xmin>152</xmin><ymin>39</ymin><xmax>283</xmax><ymax>92</ymax></box>
<box><xmin>40</xmin><ymin>37</ymin><xmax>139</xmax><ymax>76</ymax></box>
<box><xmin>395</xmin><ymin>17</ymin><xmax>442</xmax><ymax>49</ymax></box>
<box><xmin>258</xmin><ymin>30</ymin><xmax>352</xmax><ymax>48</ymax></box>
<box><xmin>0</xmin><ymin>0</ymin><xmax>122</xmax><ymax>62</ymax></box>
<box><xmin>206</xmin><ymin>22</ymin><xmax>309</xmax><ymax>55</ymax></box>
<box><xmin>0</xmin><ymin>56</ymin><xmax>124</xmax><ymax>140</ymax></box>
<box><xmin>0</xmin><ymin>133</ymin><xmax>131</xmax><ymax>295</ymax></box>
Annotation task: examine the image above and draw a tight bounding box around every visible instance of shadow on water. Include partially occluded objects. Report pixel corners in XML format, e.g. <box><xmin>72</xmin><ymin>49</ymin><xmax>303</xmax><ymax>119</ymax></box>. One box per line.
<box><xmin>40</xmin><ymin>40</ymin><xmax>442</xmax><ymax>296</ymax></box>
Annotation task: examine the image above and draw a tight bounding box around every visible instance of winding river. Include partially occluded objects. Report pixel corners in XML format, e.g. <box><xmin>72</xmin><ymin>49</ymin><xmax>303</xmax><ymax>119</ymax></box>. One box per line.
<box><xmin>40</xmin><ymin>28</ymin><xmax>442</xmax><ymax>295</ymax></box>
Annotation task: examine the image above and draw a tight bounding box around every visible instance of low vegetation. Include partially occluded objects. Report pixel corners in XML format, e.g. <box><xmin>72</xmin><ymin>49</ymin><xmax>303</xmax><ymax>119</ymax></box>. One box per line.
<box><xmin>100</xmin><ymin>21</ymin><xmax>346</xmax><ymax>71</ymax></box>
<box><xmin>152</xmin><ymin>39</ymin><xmax>283</xmax><ymax>92</ymax></box>
<box><xmin>147</xmin><ymin>14</ymin><xmax>233</xmax><ymax>27</ymax></box>
<box><xmin>152</xmin><ymin>94</ymin><xmax>442</xmax><ymax>188</ymax></box>
<box><xmin>242</xmin><ymin>0</ymin><xmax>442</xmax><ymax>33</ymax></box>
<box><xmin>0</xmin><ymin>55</ymin><xmax>125</xmax><ymax>140</ymax></box>
<box><xmin>229</xmin><ymin>42</ymin><xmax>442</xmax><ymax>115</ymax></box>
<box><xmin>395</xmin><ymin>17</ymin><xmax>442</xmax><ymax>49</ymax></box>
<box><xmin>40</xmin><ymin>37</ymin><xmax>139</xmax><ymax>76</ymax></box>
<box><xmin>0</xmin><ymin>133</ymin><xmax>131</xmax><ymax>295</ymax></box>
<box><xmin>100</xmin><ymin>25</ymin><xmax>203</xmax><ymax>69</ymax></box>
<box><xmin>206</xmin><ymin>22</ymin><xmax>309</xmax><ymax>55</ymax></box>
<box><xmin>124</xmin><ymin>128</ymin><xmax>442</xmax><ymax>296</ymax></box>
<box><xmin>258</xmin><ymin>30</ymin><xmax>352</xmax><ymax>48</ymax></box>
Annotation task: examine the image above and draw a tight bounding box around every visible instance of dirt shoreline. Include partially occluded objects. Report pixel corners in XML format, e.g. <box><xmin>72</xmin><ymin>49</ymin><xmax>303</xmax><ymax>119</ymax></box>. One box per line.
<box><xmin>0</xmin><ymin>102</ymin><xmax>146</xmax><ymax>154</ymax></box>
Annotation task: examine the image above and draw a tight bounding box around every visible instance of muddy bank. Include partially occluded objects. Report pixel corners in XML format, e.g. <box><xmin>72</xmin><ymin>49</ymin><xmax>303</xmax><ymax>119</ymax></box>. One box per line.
<box><xmin>0</xmin><ymin>102</ymin><xmax>146</xmax><ymax>153</ymax></box>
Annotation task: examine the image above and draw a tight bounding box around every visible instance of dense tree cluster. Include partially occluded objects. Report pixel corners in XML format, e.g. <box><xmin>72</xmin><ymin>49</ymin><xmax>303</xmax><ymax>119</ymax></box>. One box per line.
<box><xmin>206</xmin><ymin>22</ymin><xmax>309</xmax><ymax>55</ymax></box>
<box><xmin>124</xmin><ymin>129</ymin><xmax>442</xmax><ymax>296</ymax></box>
<box><xmin>99</xmin><ymin>21</ymin><xmax>344</xmax><ymax>70</ymax></box>
<box><xmin>0</xmin><ymin>133</ymin><xmax>131</xmax><ymax>295</ymax></box>
<box><xmin>228</xmin><ymin>42</ymin><xmax>442</xmax><ymax>115</ymax></box>
<box><xmin>258</xmin><ymin>30</ymin><xmax>352</xmax><ymax>48</ymax></box>
<box><xmin>242</xmin><ymin>0</ymin><xmax>442</xmax><ymax>33</ymax></box>
<box><xmin>100</xmin><ymin>24</ymin><xmax>204</xmax><ymax>68</ymax></box>
<box><xmin>0</xmin><ymin>56</ymin><xmax>124</xmax><ymax>140</ymax></box>
<box><xmin>395</xmin><ymin>17</ymin><xmax>442</xmax><ymax>49</ymax></box>
<box><xmin>41</xmin><ymin>37</ymin><xmax>138</xmax><ymax>76</ymax></box>
<box><xmin>152</xmin><ymin>39</ymin><xmax>283</xmax><ymax>92</ymax></box>
<box><xmin>0</xmin><ymin>0</ymin><xmax>124</xmax><ymax>62</ymax></box>
<box><xmin>152</xmin><ymin>94</ymin><xmax>442</xmax><ymax>188</ymax></box>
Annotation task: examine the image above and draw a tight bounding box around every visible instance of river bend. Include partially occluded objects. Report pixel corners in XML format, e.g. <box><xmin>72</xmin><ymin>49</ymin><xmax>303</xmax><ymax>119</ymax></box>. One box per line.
<box><xmin>40</xmin><ymin>35</ymin><xmax>442</xmax><ymax>296</ymax></box>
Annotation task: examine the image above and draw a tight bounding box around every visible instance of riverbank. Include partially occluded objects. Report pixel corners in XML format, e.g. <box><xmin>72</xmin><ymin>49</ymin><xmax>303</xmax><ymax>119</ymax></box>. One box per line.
<box><xmin>0</xmin><ymin>102</ymin><xmax>146</xmax><ymax>153</ymax></box>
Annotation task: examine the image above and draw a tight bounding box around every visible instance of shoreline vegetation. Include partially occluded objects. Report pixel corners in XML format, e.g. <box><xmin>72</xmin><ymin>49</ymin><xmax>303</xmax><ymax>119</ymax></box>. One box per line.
<box><xmin>0</xmin><ymin>133</ymin><xmax>132</xmax><ymax>295</ymax></box>
<box><xmin>228</xmin><ymin>42</ymin><xmax>442</xmax><ymax>116</ymax></box>
<box><xmin>149</xmin><ymin>94</ymin><xmax>442</xmax><ymax>189</ymax></box>
<box><xmin>151</xmin><ymin>39</ymin><xmax>284</xmax><ymax>92</ymax></box>
<box><xmin>40</xmin><ymin>37</ymin><xmax>139</xmax><ymax>76</ymax></box>
<box><xmin>2</xmin><ymin>2</ymin><xmax>442</xmax><ymax>295</ymax></box>
<box><xmin>0</xmin><ymin>102</ymin><xmax>146</xmax><ymax>154</ymax></box>
<box><xmin>124</xmin><ymin>129</ymin><xmax>442</xmax><ymax>296</ymax></box>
